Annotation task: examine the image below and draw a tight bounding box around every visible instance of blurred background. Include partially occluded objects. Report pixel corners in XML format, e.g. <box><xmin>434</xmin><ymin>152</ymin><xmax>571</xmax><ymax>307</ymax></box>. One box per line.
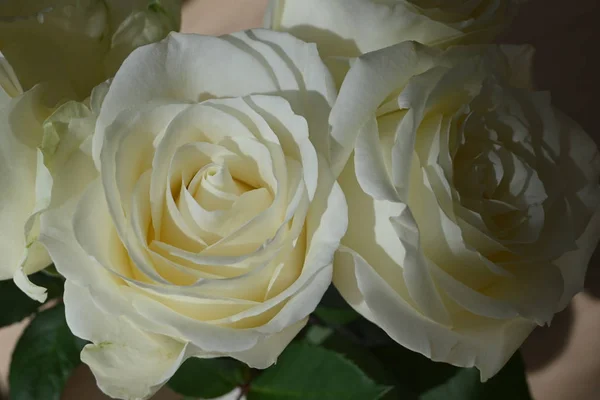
<box><xmin>1</xmin><ymin>0</ymin><xmax>599</xmax><ymax>399</ymax></box>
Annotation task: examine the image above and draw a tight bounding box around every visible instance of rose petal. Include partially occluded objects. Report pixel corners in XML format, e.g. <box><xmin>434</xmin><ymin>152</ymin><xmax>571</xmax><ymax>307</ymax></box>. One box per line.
<box><xmin>65</xmin><ymin>281</ymin><xmax>189</xmax><ymax>400</ymax></box>
<box><xmin>334</xmin><ymin>246</ymin><xmax>536</xmax><ymax>380</ymax></box>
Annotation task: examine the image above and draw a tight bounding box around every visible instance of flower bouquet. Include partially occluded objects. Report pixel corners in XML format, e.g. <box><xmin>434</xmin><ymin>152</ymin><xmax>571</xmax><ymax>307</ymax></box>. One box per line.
<box><xmin>0</xmin><ymin>1</ymin><xmax>598</xmax><ymax>399</ymax></box>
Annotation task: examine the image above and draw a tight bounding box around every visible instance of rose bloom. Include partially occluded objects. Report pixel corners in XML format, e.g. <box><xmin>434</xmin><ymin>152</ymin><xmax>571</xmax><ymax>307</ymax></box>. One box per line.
<box><xmin>0</xmin><ymin>0</ymin><xmax>180</xmax><ymax>98</ymax></box>
<box><xmin>265</xmin><ymin>0</ymin><xmax>516</xmax><ymax>58</ymax></box>
<box><xmin>0</xmin><ymin>0</ymin><xmax>179</xmax><ymax>300</ymax></box>
<box><xmin>330</xmin><ymin>42</ymin><xmax>600</xmax><ymax>379</ymax></box>
<box><xmin>0</xmin><ymin>55</ymin><xmax>102</xmax><ymax>301</ymax></box>
<box><xmin>40</xmin><ymin>31</ymin><xmax>347</xmax><ymax>400</ymax></box>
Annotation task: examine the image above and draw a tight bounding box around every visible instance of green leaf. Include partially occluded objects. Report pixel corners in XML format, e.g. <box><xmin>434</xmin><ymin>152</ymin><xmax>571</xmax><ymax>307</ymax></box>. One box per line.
<box><xmin>321</xmin><ymin>334</ymin><xmax>417</xmax><ymax>400</ymax></box>
<box><xmin>9</xmin><ymin>303</ymin><xmax>86</xmax><ymax>400</ymax></box>
<box><xmin>248</xmin><ymin>343</ymin><xmax>391</xmax><ymax>400</ymax></box>
<box><xmin>314</xmin><ymin>306</ymin><xmax>360</xmax><ymax>326</ymax></box>
<box><xmin>370</xmin><ymin>344</ymin><xmax>456</xmax><ymax>395</ymax></box>
<box><xmin>345</xmin><ymin>318</ymin><xmax>398</xmax><ymax>348</ymax></box>
<box><xmin>29</xmin><ymin>270</ymin><xmax>65</xmax><ymax>300</ymax></box>
<box><xmin>305</xmin><ymin>325</ymin><xmax>334</xmax><ymax>345</ymax></box>
<box><xmin>0</xmin><ymin>271</ymin><xmax>64</xmax><ymax>328</ymax></box>
<box><xmin>0</xmin><ymin>280</ymin><xmax>39</xmax><ymax>328</ymax></box>
<box><xmin>421</xmin><ymin>354</ymin><xmax>532</xmax><ymax>400</ymax></box>
<box><xmin>168</xmin><ymin>357</ymin><xmax>247</xmax><ymax>399</ymax></box>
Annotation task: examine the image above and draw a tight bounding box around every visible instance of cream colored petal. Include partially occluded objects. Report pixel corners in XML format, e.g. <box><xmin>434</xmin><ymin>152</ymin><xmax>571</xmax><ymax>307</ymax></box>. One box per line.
<box><xmin>100</xmin><ymin>104</ymin><xmax>189</xmax><ymax>282</ymax></box>
<box><xmin>334</xmin><ymin>246</ymin><xmax>536</xmax><ymax>380</ymax></box>
<box><xmin>410</xmin><ymin>162</ymin><xmax>508</xmax><ymax>286</ymax></box>
<box><xmin>124</xmin><ymin>261</ymin><xmax>329</xmax><ymax>356</ymax></box>
<box><xmin>558</xmin><ymin>112</ymin><xmax>600</xmax><ymax>221</ymax></box>
<box><xmin>0</xmin><ymin>88</ymin><xmax>46</xmax><ymax>282</ymax></box>
<box><xmin>228</xmin><ymin>30</ymin><xmax>336</xmax><ymax>156</ymax></box>
<box><xmin>13</xmin><ymin>149</ymin><xmax>54</xmax><ymax>301</ymax></box>
<box><xmin>551</xmin><ymin>112</ymin><xmax>600</xmax><ymax>309</ymax></box>
<box><xmin>330</xmin><ymin>41</ymin><xmax>439</xmax><ymax>175</ymax></box>
<box><xmin>0</xmin><ymin>55</ymin><xmax>22</xmax><ymax>97</ymax></box>
<box><xmin>65</xmin><ymin>281</ymin><xmax>188</xmax><ymax>400</ymax></box>
<box><xmin>354</xmin><ymin>117</ymin><xmax>400</xmax><ymax>202</ymax></box>
<box><xmin>303</xmin><ymin>154</ymin><xmax>348</xmax><ymax>276</ymax></box>
<box><xmin>39</xmin><ymin>128</ymin><xmax>99</xmax><ymax>285</ymax></box>
<box><xmin>245</xmin><ymin>95</ymin><xmax>318</xmax><ymax>202</ymax></box>
<box><xmin>155</xmin><ymin>99</ymin><xmax>294</xmax><ymax>259</ymax></box>
<box><xmin>95</xmin><ymin>33</ymin><xmax>278</xmax><ymax>163</ymax></box>
<box><xmin>76</xmin><ymin>176</ymin><xmax>170</xmax><ymax>285</ymax></box>
<box><xmin>266</xmin><ymin>0</ymin><xmax>461</xmax><ymax>58</ymax></box>
<box><xmin>40</xmin><ymin>142</ymin><xmax>179</xmax><ymax>339</ymax></box>
<box><xmin>13</xmin><ymin>267</ymin><xmax>47</xmax><ymax>302</ymax></box>
<box><xmin>95</xmin><ymin>30</ymin><xmax>335</xmax><ymax>163</ymax></box>
<box><xmin>555</xmin><ymin>208</ymin><xmax>600</xmax><ymax>310</ymax></box>
<box><xmin>149</xmin><ymin>101</ymin><xmax>277</xmax><ymax>243</ymax></box>
<box><xmin>39</xmin><ymin>98</ymin><xmax>99</xmax><ymax>279</ymax></box>
<box><xmin>345</xmin><ymin>138</ymin><xmax>450</xmax><ymax>324</ymax></box>
<box><xmin>196</xmin><ymin>250</ymin><xmax>327</xmax><ymax>329</ymax></box>
<box><xmin>184</xmin><ymin>319</ymin><xmax>305</xmax><ymax>372</ymax></box>
<box><xmin>227</xmin><ymin>319</ymin><xmax>306</xmax><ymax>369</ymax></box>
<box><xmin>90</xmin><ymin>79</ymin><xmax>110</xmax><ymax>115</ymax></box>
<box><xmin>123</xmin><ymin>156</ymin><xmax>343</xmax><ymax>355</ymax></box>
<box><xmin>42</xmin><ymin>175</ymin><xmax>175</xmax><ymax>339</ymax></box>
<box><xmin>126</xmin><ymin>289</ymin><xmax>264</xmax><ymax>353</ymax></box>
<box><xmin>325</xmin><ymin>56</ymin><xmax>354</xmax><ymax>92</ymax></box>
<box><xmin>254</xmin><ymin>264</ymin><xmax>332</xmax><ymax>334</ymax></box>
<box><xmin>41</xmin><ymin>101</ymin><xmax>94</xmax><ymax>169</ymax></box>
<box><xmin>431</xmin><ymin>260</ymin><xmax>563</xmax><ymax>326</ymax></box>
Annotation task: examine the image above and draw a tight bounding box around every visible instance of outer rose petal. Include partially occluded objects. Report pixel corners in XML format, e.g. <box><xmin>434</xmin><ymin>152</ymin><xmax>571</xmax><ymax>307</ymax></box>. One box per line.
<box><xmin>266</xmin><ymin>0</ymin><xmax>460</xmax><ymax>58</ymax></box>
<box><xmin>329</xmin><ymin>41</ymin><xmax>439</xmax><ymax>175</ymax></box>
<box><xmin>42</xmin><ymin>166</ymin><xmax>190</xmax><ymax>400</ymax></box>
<box><xmin>0</xmin><ymin>87</ymin><xmax>52</xmax><ymax>296</ymax></box>
<box><xmin>65</xmin><ymin>281</ymin><xmax>189</xmax><ymax>400</ymax></box>
<box><xmin>553</xmin><ymin>114</ymin><xmax>600</xmax><ymax>309</ymax></box>
<box><xmin>0</xmin><ymin>0</ymin><xmax>180</xmax><ymax>98</ymax></box>
<box><xmin>13</xmin><ymin>149</ymin><xmax>53</xmax><ymax>302</ymax></box>
<box><xmin>0</xmin><ymin>54</ymin><xmax>22</xmax><ymax>98</ymax></box>
<box><xmin>334</xmin><ymin>246</ymin><xmax>535</xmax><ymax>380</ymax></box>
<box><xmin>94</xmin><ymin>30</ymin><xmax>336</xmax><ymax>165</ymax></box>
<box><xmin>554</xmin><ymin>209</ymin><xmax>600</xmax><ymax>310</ymax></box>
<box><xmin>0</xmin><ymin>63</ymin><xmax>102</xmax><ymax>301</ymax></box>
<box><xmin>265</xmin><ymin>0</ymin><xmax>513</xmax><ymax>59</ymax></box>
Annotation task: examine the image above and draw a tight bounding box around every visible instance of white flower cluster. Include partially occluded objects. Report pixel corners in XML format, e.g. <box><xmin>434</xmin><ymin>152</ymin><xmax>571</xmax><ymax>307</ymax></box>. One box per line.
<box><xmin>0</xmin><ymin>1</ymin><xmax>597</xmax><ymax>399</ymax></box>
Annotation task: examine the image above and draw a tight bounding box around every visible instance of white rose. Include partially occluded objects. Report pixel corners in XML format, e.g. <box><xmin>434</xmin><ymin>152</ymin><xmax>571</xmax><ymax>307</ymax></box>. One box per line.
<box><xmin>40</xmin><ymin>31</ymin><xmax>347</xmax><ymax>400</ymax></box>
<box><xmin>265</xmin><ymin>0</ymin><xmax>516</xmax><ymax>59</ymax></box>
<box><xmin>330</xmin><ymin>42</ymin><xmax>600</xmax><ymax>379</ymax></box>
<box><xmin>0</xmin><ymin>55</ymin><xmax>104</xmax><ymax>301</ymax></box>
<box><xmin>0</xmin><ymin>55</ymin><xmax>21</xmax><ymax>98</ymax></box>
<box><xmin>0</xmin><ymin>0</ymin><xmax>180</xmax><ymax>98</ymax></box>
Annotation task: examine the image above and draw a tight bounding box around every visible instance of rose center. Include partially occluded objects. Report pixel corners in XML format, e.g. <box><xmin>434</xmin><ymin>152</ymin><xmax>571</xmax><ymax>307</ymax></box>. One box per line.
<box><xmin>450</xmin><ymin>91</ymin><xmax>548</xmax><ymax>241</ymax></box>
<box><xmin>185</xmin><ymin>163</ymin><xmax>253</xmax><ymax>212</ymax></box>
